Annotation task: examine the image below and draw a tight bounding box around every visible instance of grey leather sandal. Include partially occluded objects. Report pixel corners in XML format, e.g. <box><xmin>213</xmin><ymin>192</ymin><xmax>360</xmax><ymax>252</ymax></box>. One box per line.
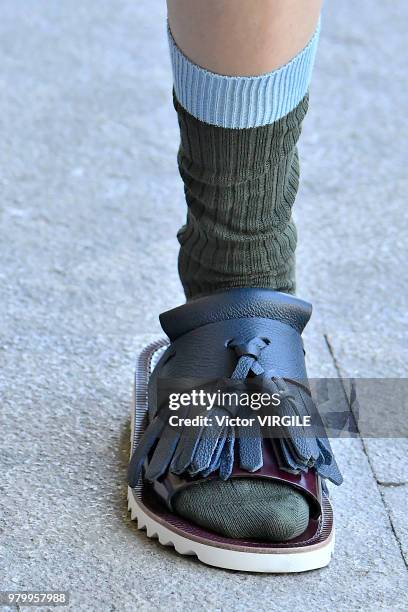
<box><xmin>127</xmin><ymin>288</ymin><xmax>342</xmax><ymax>572</ymax></box>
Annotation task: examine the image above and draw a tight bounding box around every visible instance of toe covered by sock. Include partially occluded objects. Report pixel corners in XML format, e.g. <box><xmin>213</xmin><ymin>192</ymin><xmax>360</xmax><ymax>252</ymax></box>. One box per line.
<box><xmin>173</xmin><ymin>479</ymin><xmax>310</xmax><ymax>542</ymax></box>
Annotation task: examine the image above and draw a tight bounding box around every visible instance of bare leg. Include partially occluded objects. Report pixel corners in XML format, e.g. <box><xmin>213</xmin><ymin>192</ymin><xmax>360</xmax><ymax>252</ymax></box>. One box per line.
<box><xmin>167</xmin><ymin>0</ymin><xmax>322</xmax><ymax>77</ymax></box>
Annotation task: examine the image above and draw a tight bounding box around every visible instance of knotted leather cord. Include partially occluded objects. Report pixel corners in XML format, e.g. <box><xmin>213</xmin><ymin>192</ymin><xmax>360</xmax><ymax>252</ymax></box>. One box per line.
<box><xmin>229</xmin><ymin>337</ymin><xmax>299</xmax><ymax>414</ymax></box>
<box><xmin>128</xmin><ymin>336</ymin><xmax>343</xmax><ymax>488</ymax></box>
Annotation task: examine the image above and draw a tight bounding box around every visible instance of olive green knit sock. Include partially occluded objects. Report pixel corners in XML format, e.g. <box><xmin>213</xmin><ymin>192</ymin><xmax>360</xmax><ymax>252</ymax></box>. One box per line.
<box><xmin>175</xmin><ymin>94</ymin><xmax>309</xmax><ymax>300</ymax></box>
<box><xmin>174</xmin><ymin>479</ymin><xmax>310</xmax><ymax>542</ymax></box>
<box><xmin>171</xmin><ymin>97</ymin><xmax>311</xmax><ymax>541</ymax></box>
<box><xmin>167</xmin><ymin>18</ymin><xmax>316</xmax><ymax>540</ymax></box>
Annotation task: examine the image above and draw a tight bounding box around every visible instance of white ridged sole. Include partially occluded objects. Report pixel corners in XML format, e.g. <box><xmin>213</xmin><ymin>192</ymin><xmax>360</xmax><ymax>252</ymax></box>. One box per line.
<box><xmin>127</xmin><ymin>487</ymin><xmax>334</xmax><ymax>573</ymax></box>
<box><xmin>127</xmin><ymin>340</ymin><xmax>335</xmax><ymax>573</ymax></box>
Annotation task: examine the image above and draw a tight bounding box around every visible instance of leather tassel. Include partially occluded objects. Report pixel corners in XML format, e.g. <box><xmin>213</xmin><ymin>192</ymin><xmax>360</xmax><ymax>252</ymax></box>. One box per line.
<box><xmin>128</xmin><ymin>339</ymin><xmax>343</xmax><ymax>488</ymax></box>
<box><xmin>270</xmin><ymin>381</ymin><xmax>343</xmax><ymax>485</ymax></box>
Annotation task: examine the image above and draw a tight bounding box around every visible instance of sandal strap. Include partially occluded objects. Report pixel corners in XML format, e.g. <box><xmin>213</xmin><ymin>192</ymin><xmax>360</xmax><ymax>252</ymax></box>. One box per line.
<box><xmin>152</xmin><ymin>439</ymin><xmax>322</xmax><ymax>520</ymax></box>
<box><xmin>160</xmin><ymin>287</ymin><xmax>312</xmax><ymax>340</ymax></box>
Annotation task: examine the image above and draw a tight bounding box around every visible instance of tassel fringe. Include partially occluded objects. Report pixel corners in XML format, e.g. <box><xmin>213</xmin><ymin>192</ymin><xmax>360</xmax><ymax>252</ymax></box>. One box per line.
<box><xmin>128</xmin><ymin>340</ymin><xmax>343</xmax><ymax>488</ymax></box>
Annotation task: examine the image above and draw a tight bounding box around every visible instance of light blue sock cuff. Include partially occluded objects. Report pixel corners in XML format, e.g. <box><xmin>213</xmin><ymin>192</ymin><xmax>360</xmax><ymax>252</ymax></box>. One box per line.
<box><xmin>168</xmin><ymin>20</ymin><xmax>321</xmax><ymax>129</ymax></box>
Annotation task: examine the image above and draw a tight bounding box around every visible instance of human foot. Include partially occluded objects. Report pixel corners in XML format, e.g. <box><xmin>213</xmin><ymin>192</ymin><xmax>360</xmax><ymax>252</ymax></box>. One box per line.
<box><xmin>128</xmin><ymin>289</ymin><xmax>342</xmax><ymax>572</ymax></box>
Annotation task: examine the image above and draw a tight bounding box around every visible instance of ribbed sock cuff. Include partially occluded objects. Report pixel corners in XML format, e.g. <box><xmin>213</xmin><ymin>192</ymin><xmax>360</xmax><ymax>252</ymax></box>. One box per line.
<box><xmin>168</xmin><ymin>20</ymin><xmax>320</xmax><ymax>129</ymax></box>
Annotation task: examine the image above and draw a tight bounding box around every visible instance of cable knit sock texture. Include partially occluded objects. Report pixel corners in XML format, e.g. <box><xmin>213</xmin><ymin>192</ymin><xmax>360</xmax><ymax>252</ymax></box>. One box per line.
<box><xmin>175</xmin><ymin>94</ymin><xmax>308</xmax><ymax>299</ymax></box>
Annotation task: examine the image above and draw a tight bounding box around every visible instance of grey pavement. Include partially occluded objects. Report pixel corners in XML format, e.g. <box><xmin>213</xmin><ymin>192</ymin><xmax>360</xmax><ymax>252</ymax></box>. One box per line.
<box><xmin>1</xmin><ymin>1</ymin><xmax>407</xmax><ymax>611</ymax></box>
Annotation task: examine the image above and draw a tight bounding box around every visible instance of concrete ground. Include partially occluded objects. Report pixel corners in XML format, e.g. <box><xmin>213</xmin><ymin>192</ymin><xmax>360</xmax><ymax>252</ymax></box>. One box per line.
<box><xmin>1</xmin><ymin>1</ymin><xmax>407</xmax><ymax>610</ymax></box>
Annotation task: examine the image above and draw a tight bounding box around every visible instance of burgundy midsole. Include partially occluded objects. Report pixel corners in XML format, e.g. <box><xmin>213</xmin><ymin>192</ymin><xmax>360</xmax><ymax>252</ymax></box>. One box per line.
<box><xmin>132</xmin><ymin>339</ymin><xmax>333</xmax><ymax>553</ymax></box>
<box><xmin>130</xmin><ymin>485</ymin><xmax>333</xmax><ymax>553</ymax></box>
